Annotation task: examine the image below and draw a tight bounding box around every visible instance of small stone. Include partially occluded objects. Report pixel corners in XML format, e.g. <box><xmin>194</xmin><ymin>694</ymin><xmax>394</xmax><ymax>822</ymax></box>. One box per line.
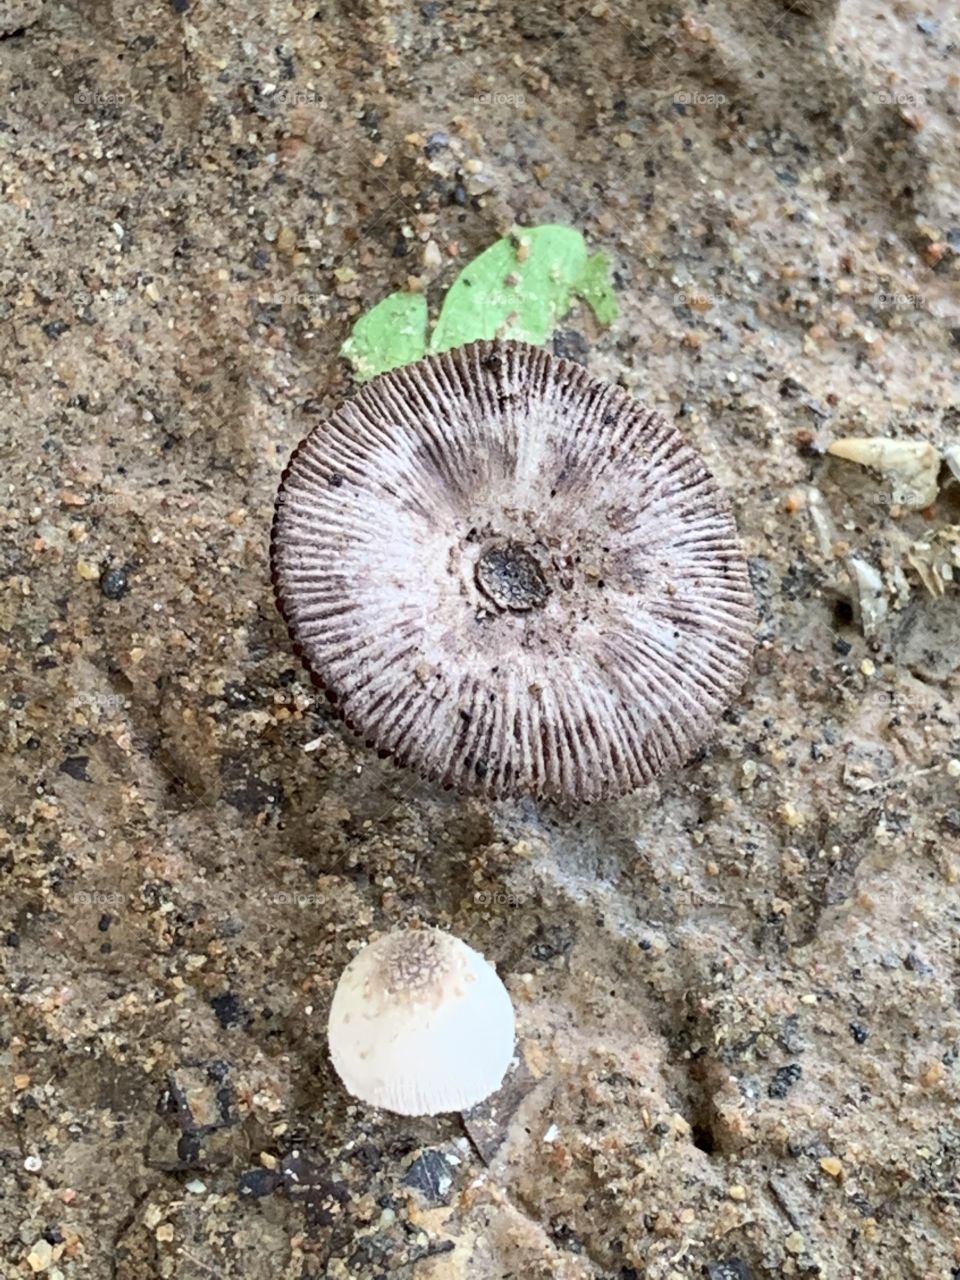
<box><xmin>920</xmin><ymin>1060</ymin><xmax>945</xmax><ymax>1088</ymax></box>
<box><xmin>777</xmin><ymin>802</ymin><xmax>806</xmax><ymax>830</ymax></box>
<box><xmin>705</xmin><ymin>1262</ymin><xmax>752</xmax><ymax>1280</ymax></box>
<box><xmin>402</xmin><ymin>1150</ymin><xmax>454</xmax><ymax>1203</ymax></box>
<box><xmin>27</xmin><ymin>1240</ymin><xmax>53</xmax><ymax>1273</ymax></box>
<box><xmin>209</xmin><ymin>991</ymin><xmax>248</xmax><ymax>1028</ymax></box>
<box><xmin>860</xmin><ymin>658</ymin><xmax>875</xmax><ymax>677</ymax></box>
<box><xmin>76</xmin><ymin>559</ymin><xmax>100</xmax><ymax>581</ymax></box>
<box><xmin>946</xmin><ymin>758</ymin><xmax>960</xmax><ymax>779</ymax></box>
<box><xmin>24</xmin><ymin>1154</ymin><xmax>43</xmax><ymax>1173</ymax></box>
<box><xmin>14</xmin><ymin>1073</ymin><xmax>31</xmax><ymax>1089</ymax></box>
<box><xmin>769</xmin><ymin>1063</ymin><xmax>802</xmax><ymax>1099</ymax></box>
<box><xmin>155</xmin><ymin>1223</ymin><xmax>174</xmax><ymax>1243</ymax></box>
<box><xmin>144</xmin><ymin>1204</ymin><xmax>164</xmax><ymax>1230</ymax></box>
<box><xmin>99</xmin><ymin>566</ymin><xmax>129</xmax><ymax>600</ymax></box>
<box><xmin>424</xmin><ymin>130</ymin><xmax>449</xmax><ymax>157</ymax></box>
<box><xmin>551</xmin><ymin>330</ymin><xmax>590</xmax><ymax>366</ymax></box>
<box><xmin>728</xmin><ymin>1184</ymin><xmax>747</xmax><ymax>1201</ymax></box>
<box><xmin>422</xmin><ymin>240</ymin><xmax>442</xmax><ymax>269</ymax></box>
<box><xmin>820</xmin><ymin>1156</ymin><xmax>843</xmax><ymax>1178</ymax></box>
<box><xmin>238</xmin><ymin>1167</ymin><xmax>283</xmax><ymax>1197</ymax></box>
<box><xmin>784</xmin><ymin>1231</ymin><xmax>804</xmax><ymax>1255</ymax></box>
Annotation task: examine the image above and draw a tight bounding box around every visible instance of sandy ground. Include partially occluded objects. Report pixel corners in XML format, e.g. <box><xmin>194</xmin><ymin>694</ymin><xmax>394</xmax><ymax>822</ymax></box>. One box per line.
<box><xmin>2</xmin><ymin>0</ymin><xmax>960</xmax><ymax>1276</ymax></box>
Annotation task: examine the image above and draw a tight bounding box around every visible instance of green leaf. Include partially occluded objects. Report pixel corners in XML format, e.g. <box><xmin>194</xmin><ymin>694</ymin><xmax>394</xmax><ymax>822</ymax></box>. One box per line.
<box><xmin>340</xmin><ymin>291</ymin><xmax>428</xmax><ymax>383</ymax></box>
<box><xmin>576</xmin><ymin>250</ymin><xmax>618</xmax><ymax>326</ymax></box>
<box><xmin>430</xmin><ymin>224</ymin><xmax>597</xmax><ymax>354</ymax></box>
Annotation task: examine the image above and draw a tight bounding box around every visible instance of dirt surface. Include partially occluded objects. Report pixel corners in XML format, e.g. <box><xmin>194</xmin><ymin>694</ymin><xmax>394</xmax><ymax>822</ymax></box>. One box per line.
<box><xmin>2</xmin><ymin>0</ymin><xmax>960</xmax><ymax>1277</ymax></box>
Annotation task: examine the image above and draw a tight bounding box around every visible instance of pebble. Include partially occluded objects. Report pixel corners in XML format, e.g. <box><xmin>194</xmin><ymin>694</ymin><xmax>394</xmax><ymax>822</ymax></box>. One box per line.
<box><xmin>820</xmin><ymin>1156</ymin><xmax>843</xmax><ymax>1178</ymax></box>
<box><xmin>238</xmin><ymin>1167</ymin><xmax>283</xmax><ymax>1197</ymax></box>
<box><xmin>769</xmin><ymin>1063</ymin><xmax>802</xmax><ymax>1099</ymax></box>
<box><xmin>919</xmin><ymin>1060</ymin><xmax>945</xmax><ymax>1088</ymax></box>
<box><xmin>99</xmin><ymin>566</ymin><xmax>129</xmax><ymax>600</ymax></box>
<box><xmin>784</xmin><ymin>1231</ymin><xmax>805</xmax><ymax>1255</ymax></box>
<box><xmin>24</xmin><ymin>1154</ymin><xmax>43</xmax><ymax>1173</ymax></box>
<box><xmin>27</xmin><ymin>1240</ymin><xmax>53</xmax><ymax>1273</ymax></box>
<box><xmin>402</xmin><ymin>1150</ymin><xmax>454</xmax><ymax>1203</ymax></box>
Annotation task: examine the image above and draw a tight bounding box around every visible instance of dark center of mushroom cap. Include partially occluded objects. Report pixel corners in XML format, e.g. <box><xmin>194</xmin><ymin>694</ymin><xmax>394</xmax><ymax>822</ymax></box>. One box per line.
<box><xmin>475</xmin><ymin>541</ymin><xmax>551</xmax><ymax>612</ymax></box>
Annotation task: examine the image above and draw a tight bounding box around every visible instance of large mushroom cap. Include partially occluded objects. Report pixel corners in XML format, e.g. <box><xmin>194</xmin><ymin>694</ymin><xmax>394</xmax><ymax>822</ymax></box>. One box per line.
<box><xmin>272</xmin><ymin>339</ymin><xmax>755</xmax><ymax>803</ymax></box>
<box><xmin>327</xmin><ymin>927</ymin><xmax>515</xmax><ymax>1116</ymax></box>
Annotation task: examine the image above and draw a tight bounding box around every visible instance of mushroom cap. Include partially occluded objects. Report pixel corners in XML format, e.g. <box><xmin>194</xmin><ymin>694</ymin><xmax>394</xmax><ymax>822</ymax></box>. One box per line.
<box><xmin>272</xmin><ymin>339</ymin><xmax>755</xmax><ymax>802</ymax></box>
<box><xmin>327</xmin><ymin>927</ymin><xmax>515</xmax><ymax>1116</ymax></box>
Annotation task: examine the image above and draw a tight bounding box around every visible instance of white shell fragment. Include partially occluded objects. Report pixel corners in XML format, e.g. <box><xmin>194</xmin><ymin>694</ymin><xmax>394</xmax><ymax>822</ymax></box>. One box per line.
<box><xmin>906</xmin><ymin>528</ymin><xmax>960</xmax><ymax>598</ymax></box>
<box><xmin>805</xmin><ymin>486</ymin><xmax>837</xmax><ymax>559</ymax></box>
<box><xmin>327</xmin><ymin>927</ymin><xmax>515</xmax><ymax>1116</ymax></box>
<box><xmin>845</xmin><ymin>556</ymin><xmax>888</xmax><ymax>637</ymax></box>
<box><xmin>827</xmin><ymin>437</ymin><xmax>940</xmax><ymax>510</ymax></box>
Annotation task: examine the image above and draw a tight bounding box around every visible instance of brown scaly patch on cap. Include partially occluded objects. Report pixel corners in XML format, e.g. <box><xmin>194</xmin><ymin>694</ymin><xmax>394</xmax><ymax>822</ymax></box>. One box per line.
<box><xmin>271</xmin><ymin>339</ymin><xmax>756</xmax><ymax>803</ymax></box>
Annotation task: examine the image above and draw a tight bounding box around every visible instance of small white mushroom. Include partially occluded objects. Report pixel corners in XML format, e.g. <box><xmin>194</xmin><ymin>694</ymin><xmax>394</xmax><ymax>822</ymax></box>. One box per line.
<box><xmin>827</xmin><ymin>437</ymin><xmax>940</xmax><ymax>509</ymax></box>
<box><xmin>327</xmin><ymin>927</ymin><xmax>515</xmax><ymax>1116</ymax></box>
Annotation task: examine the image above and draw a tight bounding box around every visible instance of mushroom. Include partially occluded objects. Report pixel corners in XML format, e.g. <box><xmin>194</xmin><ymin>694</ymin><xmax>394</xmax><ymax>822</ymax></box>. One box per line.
<box><xmin>327</xmin><ymin>927</ymin><xmax>515</xmax><ymax>1116</ymax></box>
<box><xmin>272</xmin><ymin>340</ymin><xmax>755</xmax><ymax>802</ymax></box>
